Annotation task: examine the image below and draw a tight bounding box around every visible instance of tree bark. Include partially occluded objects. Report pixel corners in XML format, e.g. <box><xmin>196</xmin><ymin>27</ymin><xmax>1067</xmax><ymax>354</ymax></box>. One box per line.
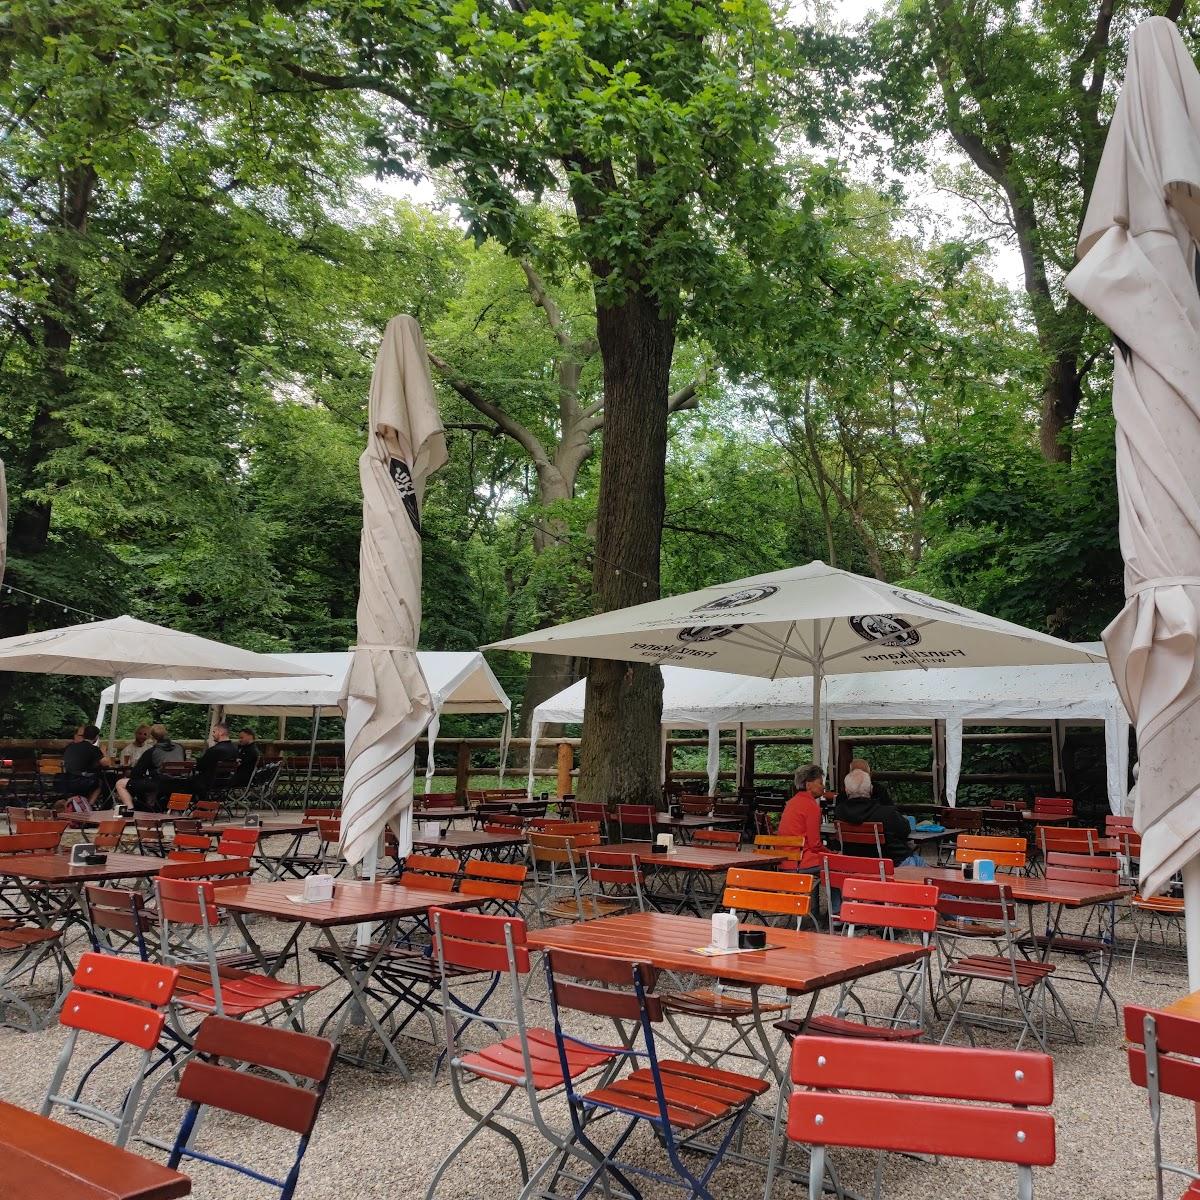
<box><xmin>577</xmin><ymin>289</ymin><xmax>674</xmax><ymax>806</ymax></box>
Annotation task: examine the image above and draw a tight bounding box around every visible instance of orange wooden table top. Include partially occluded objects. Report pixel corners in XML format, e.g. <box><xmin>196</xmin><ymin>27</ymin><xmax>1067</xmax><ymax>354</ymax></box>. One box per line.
<box><xmin>896</xmin><ymin>866</ymin><xmax>1131</xmax><ymax>908</ymax></box>
<box><xmin>528</xmin><ymin>912</ymin><xmax>928</xmax><ymax>994</ymax></box>
<box><xmin>0</xmin><ymin>1099</ymin><xmax>190</xmax><ymax>1199</ymax></box>
<box><xmin>0</xmin><ymin>852</ymin><xmax>167</xmax><ymax>883</ymax></box>
<box><xmin>411</xmin><ymin>829</ymin><xmax>526</xmax><ymax>851</ymax></box>
<box><xmin>615</xmin><ymin>842</ymin><xmax>784</xmax><ymax>871</ymax></box>
<box><xmin>215</xmin><ymin>879</ymin><xmax>476</xmax><ymax>927</ymax></box>
<box><xmin>1164</xmin><ymin>990</ymin><xmax>1200</xmax><ymax>1020</ymax></box>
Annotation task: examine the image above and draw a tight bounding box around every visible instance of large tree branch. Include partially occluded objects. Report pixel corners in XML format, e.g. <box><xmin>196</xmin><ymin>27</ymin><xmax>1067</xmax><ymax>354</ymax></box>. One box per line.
<box><xmin>668</xmin><ymin>379</ymin><xmax>701</xmax><ymax>412</ymax></box>
<box><xmin>519</xmin><ymin>259</ymin><xmax>570</xmax><ymax>348</ymax></box>
<box><xmin>427</xmin><ymin>352</ymin><xmax>549</xmax><ymax>466</ymax></box>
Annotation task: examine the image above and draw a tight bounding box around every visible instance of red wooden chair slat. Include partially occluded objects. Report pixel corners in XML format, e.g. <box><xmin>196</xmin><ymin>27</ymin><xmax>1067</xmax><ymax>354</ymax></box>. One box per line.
<box><xmin>73</xmin><ymin>949</ymin><xmax>177</xmax><ymax>1005</ymax></box>
<box><xmin>787</xmin><ymin>1092</ymin><xmax>1055</xmax><ymax>1165</ymax></box>
<box><xmin>60</xmin><ymin>989</ymin><xmax>170</xmax><ymax>1051</ymax></box>
<box><xmin>432</xmin><ymin>907</ymin><xmax>530</xmax><ymax>973</ymax></box>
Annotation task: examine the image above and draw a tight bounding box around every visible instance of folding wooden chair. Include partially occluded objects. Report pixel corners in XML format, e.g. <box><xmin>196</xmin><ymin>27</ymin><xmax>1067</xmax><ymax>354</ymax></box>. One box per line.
<box><xmin>568</xmin><ymin>802</ymin><xmax>609</xmax><ymax>839</ymax></box>
<box><xmin>458</xmin><ymin>859</ymin><xmax>528</xmax><ymax>917</ymax></box>
<box><xmin>528</xmin><ymin>831</ymin><xmax>619</xmax><ymax>924</ymax></box>
<box><xmin>770</xmin><ymin>1035</ymin><xmax>1054</xmax><ymax>1200</ymax></box>
<box><xmin>84</xmin><ymin>884</ymin><xmax>155</xmax><ymax>960</ymax></box>
<box><xmin>426</xmin><ymin>909</ymin><xmax>619</xmax><ymax>1200</ymax></box>
<box><xmin>215</xmin><ymin>826</ymin><xmax>260</xmax><ymax>859</ymax></box>
<box><xmin>616</xmin><ymin>803</ymin><xmax>656</xmax><ymax>842</ymax></box>
<box><xmin>165</xmin><ymin>832</ymin><xmax>213</xmax><ymax>864</ymax></box>
<box><xmin>660</xmin><ymin>869</ymin><xmax>814</xmax><ymax>1069</ymax></box>
<box><xmin>40</xmin><ymin>952</ymin><xmax>180</xmax><ymax>1146</ymax></box>
<box><xmin>585</xmin><ymin>849</ymin><xmax>647</xmax><ymax>914</ymax></box>
<box><xmin>784</xmin><ymin>878</ymin><xmax>938</xmax><ymax>1043</ymax></box>
<box><xmin>935</xmin><ymin>878</ymin><xmax>1070</xmax><ymax>1052</ymax></box>
<box><xmin>168</xmin><ymin>1015</ymin><xmax>336</xmax><ymax>1200</ymax></box>
<box><xmin>692</xmin><ymin>828</ymin><xmax>741</xmax><ymax>848</ymax></box>
<box><xmin>753</xmin><ymin>834</ymin><xmax>806</xmax><ymax>859</ymax></box>
<box><xmin>9</xmin><ymin>818</ymin><xmax>67</xmax><ymax>842</ymax></box>
<box><xmin>1016</xmin><ymin>851</ymin><xmax>1120</xmax><ymax>1025</ymax></box>
<box><xmin>835</xmin><ymin>820</ymin><xmax>884</xmax><ymax>857</ymax></box>
<box><xmin>1128</xmin><ymin>892</ymin><xmax>1186</xmax><ymax>982</ymax></box>
<box><xmin>956</xmin><ymin>833</ymin><xmax>1028</xmax><ymax>873</ymax></box>
<box><xmin>1125</xmin><ymin>1003</ymin><xmax>1200</xmax><ymax>1200</ymax></box>
<box><xmin>820</xmin><ymin>852</ymin><xmax>894</xmax><ymax>933</ymax></box>
<box><xmin>546</xmin><ymin>949</ymin><xmax>769</xmax><ymax>1200</ymax></box>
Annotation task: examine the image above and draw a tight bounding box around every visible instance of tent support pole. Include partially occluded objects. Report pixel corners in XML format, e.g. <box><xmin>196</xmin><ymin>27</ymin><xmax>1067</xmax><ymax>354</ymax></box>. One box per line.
<box><xmin>303</xmin><ymin>707</ymin><xmax>319</xmax><ymax>801</ymax></box>
<box><xmin>1050</xmin><ymin>720</ymin><xmax>1065</xmax><ymax>792</ymax></box>
<box><xmin>107</xmin><ymin>675</ymin><xmax>123</xmax><ymax>757</ymax></box>
<box><xmin>1185</xmin><ymin>858</ymin><xmax>1200</xmax><ymax>991</ymax></box>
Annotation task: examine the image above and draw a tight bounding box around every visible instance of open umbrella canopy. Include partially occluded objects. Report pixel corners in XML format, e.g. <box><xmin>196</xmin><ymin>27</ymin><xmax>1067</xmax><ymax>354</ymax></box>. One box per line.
<box><xmin>1065</xmin><ymin>16</ymin><xmax>1200</xmax><ymax>917</ymax></box>
<box><xmin>0</xmin><ymin>615</ymin><xmax>315</xmax><ymax>680</ymax></box>
<box><xmin>490</xmin><ymin>561</ymin><xmax>1105</xmax><ymax>678</ymax></box>
<box><xmin>492</xmin><ymin>561</ymin><xmax>1104</xmax><ymax>770</ymax></box>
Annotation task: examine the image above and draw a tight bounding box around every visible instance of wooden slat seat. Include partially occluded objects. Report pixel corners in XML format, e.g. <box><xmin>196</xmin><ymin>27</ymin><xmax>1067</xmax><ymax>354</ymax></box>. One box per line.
<box><xmin>543</xmin><ymin>896</ymin><xmax>631</xmax><ymax>922</ymax></box>
<box><xmin>786</xmin><ymin>1012</ymin><xmax>924</xmax><ymax>1041</ymax></box>
<box><xmin>460</xmin><ymin>1026</ymin><xmax>615</xmax><ymax>1089</ymax></box>
<box><xmin>944</xmin><ymin>954</ymin><xmax>1056</xmax><ymax>987</ymax></box>
<box><xmin>659</xmin><ymin>987</ymin><xmax>790</xmax><ymax>1019</ymax></box>
<box><xmin>581</xmin><ymin>1060</ymin><xmax>769</xmax><ymax>1131</ymax></box>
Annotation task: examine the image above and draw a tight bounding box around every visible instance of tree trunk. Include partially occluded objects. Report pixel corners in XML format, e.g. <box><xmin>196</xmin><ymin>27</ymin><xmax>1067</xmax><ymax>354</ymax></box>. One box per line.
<box><xmin>578</xmin><ymin>290</ymin><xmax>674</xmax><ymax>806</ymax></box>
<box><xmin>1039</xmin><ymin>351</ymin><xmax>1082</xmax><ymax>463</ymax></box>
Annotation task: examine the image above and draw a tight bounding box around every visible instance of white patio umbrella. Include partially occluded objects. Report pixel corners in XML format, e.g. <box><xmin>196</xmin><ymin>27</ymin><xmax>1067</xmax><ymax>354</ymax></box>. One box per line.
<box><xmin>492</xmin><ymin>560</ymin><xmax>1105</xmax><ymax>772</ymax></box>
<box><xmin>340</xmin><ymin>315</ymin><xmax>447</xmax><ymax>868</ymax></box>
<box><xmin>0</xmin><ymin>614</ymin><xmax>317</xmax><ymax>752</ymax></box>
<box><xmin>1065</xmin><ymin>16</ymin><xmax>1200</xmax><ymax>982</ymax></box>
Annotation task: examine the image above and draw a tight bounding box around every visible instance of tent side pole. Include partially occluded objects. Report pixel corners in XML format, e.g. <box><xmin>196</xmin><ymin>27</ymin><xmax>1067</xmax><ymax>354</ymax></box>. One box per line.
<box><xmin>1050</xmin><ymin>720</ymin><xmax>1065</xmax><ymax>792</ymax></box>
<box><xmin>303</xmin><ymin>706</ymin><xmax>319</xmax><ymax>801</ymax></box>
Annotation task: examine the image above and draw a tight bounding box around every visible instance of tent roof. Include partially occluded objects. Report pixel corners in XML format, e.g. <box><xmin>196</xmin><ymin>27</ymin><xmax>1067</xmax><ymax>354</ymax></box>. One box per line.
<box><xmin>95</xmin><ymin>650</ymin><xmax>510</xmax><ymax>720</ymax></box>
<box><xmin>532</xmin><ymin>649</ymin><xmax>1121</xmax><ymax>730</ymax></box>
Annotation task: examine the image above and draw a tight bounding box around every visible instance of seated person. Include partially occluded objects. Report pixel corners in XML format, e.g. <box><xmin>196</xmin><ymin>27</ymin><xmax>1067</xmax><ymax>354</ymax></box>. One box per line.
<box><xmin>116</xmin><ymin>724</ymin><xmax>185</xmax><ymax>812</ymax></box>
<box><xmin>119</xmin><ymin>724</ymin><xmax>153</xmax><ymax>769</ymax></box>
<box><xmin>169</xmin><ymin>723</ymin><xmax>239</xmax><ymax>798</ymax></box>
<box><xmin>777</xmin><ymin>764</ymin><xmax>826</xmax><ymax>875</ymax></box>
<box><xmin>56</xmin><ymin>725</ymin><xmax>112</xmax><ymax>808</ymax></box>
<box><xmin>835</xmin><ymin>766</ymin><xmax>922</xmax><ymax>867</ymax></box>
<box><xmin>233</xmin><ymin>728</ymin><xmax>260</xmax><ymax>787</ymax></box>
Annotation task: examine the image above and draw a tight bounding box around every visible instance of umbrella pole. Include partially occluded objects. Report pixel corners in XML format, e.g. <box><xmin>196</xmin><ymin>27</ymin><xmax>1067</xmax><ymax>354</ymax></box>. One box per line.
<box><xmin>107</xmin><ymin>675</ymin><xmax>122</xmax><ymax>757</ymax></box>
<box><xmin>1185</xmin><ymin>859</ymin><xmax>1200</xmax><ymax>991</ymax></box>
<box><xmin>811</xmin><ymin>618</ymin><xmax>825</xmax><ymax>771</ymax></box>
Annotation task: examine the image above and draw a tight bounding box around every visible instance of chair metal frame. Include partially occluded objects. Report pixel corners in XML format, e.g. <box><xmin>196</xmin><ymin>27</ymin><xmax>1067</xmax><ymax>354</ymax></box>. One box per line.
<box><xmin>40</xmin><ymin>951</ymin><xmax>180</xmax><ymax>1146</ymax></box>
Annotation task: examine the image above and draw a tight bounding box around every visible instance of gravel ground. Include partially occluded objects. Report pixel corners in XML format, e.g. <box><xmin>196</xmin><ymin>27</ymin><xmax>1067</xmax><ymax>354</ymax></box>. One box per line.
<box><xmin>0</xmin><ymin>866</ymin><xmax>1193</xmax><ymax>1200</ymax></box>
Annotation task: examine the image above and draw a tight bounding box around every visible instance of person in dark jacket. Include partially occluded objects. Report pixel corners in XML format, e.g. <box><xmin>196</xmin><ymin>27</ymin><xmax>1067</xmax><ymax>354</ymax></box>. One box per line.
<box><xmin>233</xmin><ymin>729</ymin><xmax>260</xmax><ymax>786</ymax></box>
<box><xmin>834</xmin><ymin>765</ymin><xmax>923</xmax><ymax>867</ymax></box>
<box><xmin>116</xmin><ymin>724</ymin><xmax>186</xmax><ymax>811</ymax></box>
<box><xmin>57</xmin><ymin>725</ymin><xmax>111</xmax><ymax>806</ymax></box>
<box><xmin>173</xmin><ymin>724</ymin><xmax>239</xmax><ymax>797</ymax></box>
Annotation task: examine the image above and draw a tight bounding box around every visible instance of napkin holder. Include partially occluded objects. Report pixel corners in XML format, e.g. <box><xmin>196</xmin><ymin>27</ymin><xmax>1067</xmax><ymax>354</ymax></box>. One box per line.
<box><xmin>420</xmin><ymin>820</ymin><xmax>442</xmax><ymax>839</ymax></box>
<box><xmin>304</xmin><ymin>874</ymin><xmax>335</xmax><ymax>902</ymax></box>
<box><xmin>656</xmin><ymin>833</ymin><xmax>675</xmax><ymax>853</ymax></box>
<box><xmin>70</xmin><ymin>842</ymin><xmax>98</xmax><ymax>866</ymax></box>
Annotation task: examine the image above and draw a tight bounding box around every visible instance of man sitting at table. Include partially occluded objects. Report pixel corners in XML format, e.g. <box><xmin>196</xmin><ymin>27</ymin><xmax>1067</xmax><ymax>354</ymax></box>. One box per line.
<box><xmin>56</xmin><ymin>725</ymin><xmax>112</xmax><ymax>809</ymax></box>
<box><xmin>835</xmin><ymin>766</ymin><xmax>922</xmax><ymax>866</ymax></box>
<box><xmin>170</xmin><ymin>723</ymin><xmax>239</xmax><ymax>799</ymax></box>
<box><xmin>116</xmin><ymin>724</ymin><xmax>185</xmax><ymax>812</ymax></box>
<box><xmin>233</xmin><ymin>728</ymin><xmax>260</xmax><ymax>787</ymax></box>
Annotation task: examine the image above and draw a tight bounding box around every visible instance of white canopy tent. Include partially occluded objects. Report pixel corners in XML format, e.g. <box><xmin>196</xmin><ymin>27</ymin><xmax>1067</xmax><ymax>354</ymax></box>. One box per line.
<box><xmin>528</xmin><ymin>652</ymin><xmax>1130</xmax><ymax>811</ymax></box>
<box><xmin>95</xmin><ymin>650</ymin><xmax>511</xmax><ymax>788</ymax></box>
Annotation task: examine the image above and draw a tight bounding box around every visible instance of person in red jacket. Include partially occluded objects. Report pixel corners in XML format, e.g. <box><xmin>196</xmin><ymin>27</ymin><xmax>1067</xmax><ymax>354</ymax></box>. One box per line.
<box><xmin>778</xmin><ymin>764</ymin><xmax>826</xmax><ymax>874</ymax></box>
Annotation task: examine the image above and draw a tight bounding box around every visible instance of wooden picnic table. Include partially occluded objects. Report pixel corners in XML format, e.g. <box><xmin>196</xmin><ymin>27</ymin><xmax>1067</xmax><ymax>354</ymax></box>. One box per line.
<box><xmin>200</xmin><ymin>817</ymin><xmax>314</xmax><ymax>836</ymax></box>
<box><xmin>216</xmin><ymin>880</ymin><xmax>476</xmax><ymax>1077</ymax></box>
<box><xmin>895</xmin><ymin>865</ymin><xmax>1131</xmax><ymax>908</ymax></box>
<box><xmin>655</xmin><ymin>813</ymin><xmax>745</xmax><ymax>832</ymax></box>
<box><xmin>411</xmin><ymin>829</ymin><xmax>526</xmax><ymax>859</ymax></box>
<box><xmin>0</xmin><ymin>851</ymin><xmax>166</xmax><ymax>886</ymax></box>
<box><xmin>0</xmin><ymin>1098</ymin><xmax>190</xmax><ymax>1199</ymax></box>
<box><xmin>528</xmin><ymin>912</ymin><xmax>930</xmax><ymax>1080</ymax></box>
<box><xmin>411</xmin><ymin>806</ymin><xmax>474</xmax><ymax>822</ymax></box>
<box><xmin>611</xmin><ymin>842</ymin><xmax>783</xmax><ymax>915</ymax></box>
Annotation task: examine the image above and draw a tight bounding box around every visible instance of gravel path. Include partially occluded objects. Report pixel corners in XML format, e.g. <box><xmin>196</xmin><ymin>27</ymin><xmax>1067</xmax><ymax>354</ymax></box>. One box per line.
<box><xmin>0</xmin><ymin>879</ymin><xmax>1191</xmax><ymax>1200</ymax></box>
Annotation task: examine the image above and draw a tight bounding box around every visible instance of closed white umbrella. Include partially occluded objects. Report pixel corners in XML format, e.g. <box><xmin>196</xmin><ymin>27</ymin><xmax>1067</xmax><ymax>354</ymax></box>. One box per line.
<box><xmin>0</xmin><ymin>614</ymin><xmax>316</xmax><ymax>752</ymax></box>
<box><xmin>1065</xmin><ymin>16</ymin><xmax>1200</xmax><ymax>980</ymax></box>
<box><xmin>493</xmin><ymin>560</ymin><xmax>1104</xmax><ymax>779</ymax></box>
<box><xmin>340</xmin><ymin>316</ymin><xmax>447</xmax><ymax>867</ymax></box>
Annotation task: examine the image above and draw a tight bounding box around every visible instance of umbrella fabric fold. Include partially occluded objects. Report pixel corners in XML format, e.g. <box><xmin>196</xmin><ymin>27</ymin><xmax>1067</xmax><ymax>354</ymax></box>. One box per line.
<box><xmin>340</xmin><ymin>316</ymin><xmax>447</xmax><ymax>867</ymax></box>
<box><xmin>1066</xmin><ymin>16</ymin><xmax>1200</xmax><ymax>897</ymax></box>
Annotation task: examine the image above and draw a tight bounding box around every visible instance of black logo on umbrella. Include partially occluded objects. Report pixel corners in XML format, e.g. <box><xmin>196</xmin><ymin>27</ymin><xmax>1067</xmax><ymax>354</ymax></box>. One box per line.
<box><xmin>678</xmin><ymin>625</ymin><xmax>742</xmax><ymax>644</ymax></box>
<box><xmin>848</xmin><ymin>614</ymin><xmax>921</xmax><ymax>648</ymax></box>
<box><xmin>389</xmin><ymin>457</ymin><xmax>421</xmax><ymax>534</ymax></box>
<box><xmin>692</xmin><ymin>585</ymin><xmax>779</xmax><ymax>612</ymax></box>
